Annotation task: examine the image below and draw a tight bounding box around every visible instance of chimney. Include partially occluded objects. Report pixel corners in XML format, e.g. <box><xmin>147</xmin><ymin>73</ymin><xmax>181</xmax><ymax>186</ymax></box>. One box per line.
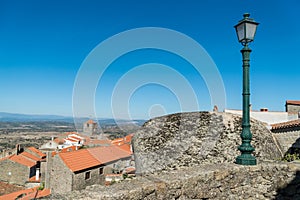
<box><xmin>36</xmin><ymin>168</ymin><xmax>40</xmax><ymax>181</ymax></box>
<box><xmin>16</xmin><ymin>144</ymin><xmax>20</xmax><ymax>155</ymax></box>
<box><xmin>260</xmin><ymin>108</ymin><xmax>268</xmax><ymax>112</ymax></box>
<box><xmin>213</xmin><ymin>105</ymin><xmax>218</xmax><ymax>112</ymax></box>
<box><xmin>44</xmin><ymin>151</ymin><xmax>53</xmax><ymax>189</ymax></box>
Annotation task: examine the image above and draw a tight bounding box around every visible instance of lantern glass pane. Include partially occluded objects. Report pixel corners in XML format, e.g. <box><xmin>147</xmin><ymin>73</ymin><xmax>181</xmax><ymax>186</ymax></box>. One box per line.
<box><xmin>245</xmin><ymin>23</ymin><xmax>257</xmax><ymax>41</ymax></box>
<box><xmin>236</xmin><ymin>23</ymin><xmax>245</xmax><ymax>42</ymax></box>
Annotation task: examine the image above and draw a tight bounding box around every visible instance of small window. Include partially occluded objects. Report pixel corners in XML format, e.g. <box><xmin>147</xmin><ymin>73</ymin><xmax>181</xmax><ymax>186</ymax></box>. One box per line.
<box><xmin>99</xmin><ymin>167</ymin><xmax>103</xmax><ymax>175</ymax></box>
<box><xmin>85</xmin><ymin>171</ymin><xmax>91</xmax><ymax>180</ymax></box>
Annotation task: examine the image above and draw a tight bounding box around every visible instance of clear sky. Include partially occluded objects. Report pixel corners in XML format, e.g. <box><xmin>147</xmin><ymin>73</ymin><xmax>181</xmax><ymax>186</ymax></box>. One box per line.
<box><xmin>0</xmin><ymin>0</ymin><xmax>299</xmax><ymax>119</ymax></box>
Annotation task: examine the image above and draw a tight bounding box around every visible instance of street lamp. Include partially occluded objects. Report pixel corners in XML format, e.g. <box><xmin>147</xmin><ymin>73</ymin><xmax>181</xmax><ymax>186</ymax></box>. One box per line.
<box><xmin>234</xmin><ymin>13</ymin><xmax>259</xmax><ymax>165</ymax></box>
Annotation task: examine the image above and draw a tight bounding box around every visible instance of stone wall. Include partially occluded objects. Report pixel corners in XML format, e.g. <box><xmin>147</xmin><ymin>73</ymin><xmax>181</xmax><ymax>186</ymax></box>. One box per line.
<box><xmin>133</xmin><ymin>112</ymin><xmax>282</xmax><ymax>174</ymax></box>
<box><xmin>272</xmin><ymin>130</ymin><xmax>300</xmax><ymax>154</ymax></box>
<box><xmin>71</xmin><ymin>158</ymin><xmax>132</xmax><ymax>190</ymax></box>
<box><xmin>48</xmin><ymin>162</ymin><xmax>300</xmax><ymax>200</ymax></box>
<box><xmin>49</xmin><ymin>154</ymin><xmax>73</xmax><ymax>194</ymax></box>
<box><xmin>286</xmin><ymin>104</ymin><xmax>300</xmax><ymax>113</ymax></box>
<box><xmin>72</xmin><ymin>167</ymin><xmax>104</xmax><ymax>191</ymax></box>
<box><xmin>0</xmin><ymin>159</ymin><xmax>30</xmax><ymax>186</ymax></box>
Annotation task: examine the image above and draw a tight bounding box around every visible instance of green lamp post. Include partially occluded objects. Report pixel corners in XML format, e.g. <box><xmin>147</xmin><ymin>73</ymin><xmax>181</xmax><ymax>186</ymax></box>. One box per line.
<box><xmin>234</xmin><ymin>13</ymin><xmax>259</xmax><ymax>165</ymax></box>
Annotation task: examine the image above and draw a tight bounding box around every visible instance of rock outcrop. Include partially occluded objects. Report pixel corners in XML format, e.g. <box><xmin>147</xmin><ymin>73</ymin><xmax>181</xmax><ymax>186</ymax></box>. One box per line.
<box><xmin>133</xmin><ymin>112</ymin><xmax>282</xmax><ymax>174</ymax></box>
<box><xmin>47</xmin><ymin>162</ymin><xmax>300</xmax><ymax>200</ymax></box>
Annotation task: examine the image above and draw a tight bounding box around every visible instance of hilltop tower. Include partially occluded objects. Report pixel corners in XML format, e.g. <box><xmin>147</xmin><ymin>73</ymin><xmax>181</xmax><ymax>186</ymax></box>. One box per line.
<box><xmin>83</xmin><ymin>119</ymin><xmax>98</xmax><ymax>136</ymax></box>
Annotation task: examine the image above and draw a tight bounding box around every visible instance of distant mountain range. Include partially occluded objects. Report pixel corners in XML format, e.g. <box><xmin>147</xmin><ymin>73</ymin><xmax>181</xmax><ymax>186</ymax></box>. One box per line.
<box><xmin>0</xmin><ymin>112</ymin><xmax>146</xmax><ymax>126</ymax></box>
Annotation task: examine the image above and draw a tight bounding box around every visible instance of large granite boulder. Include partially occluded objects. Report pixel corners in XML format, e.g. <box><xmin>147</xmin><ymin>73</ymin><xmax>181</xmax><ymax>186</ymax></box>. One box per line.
<box><xmin>133</xmin><ymin>112</ymin><xmax>282</xmax><ymax>174</ymax></box>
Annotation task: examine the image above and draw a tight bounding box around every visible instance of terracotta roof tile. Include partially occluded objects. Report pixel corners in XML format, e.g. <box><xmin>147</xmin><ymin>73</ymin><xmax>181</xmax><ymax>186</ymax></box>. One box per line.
<box><xmin>51</xmin><ymin>151</ymin><xmax>58</xmax><ymax>157</ymax></box>
<box><xmin>20</xmin><ymin>151</ymin><xmax>40</xmax><ymax>162</ymax></box>
<box><xmin>88</xmin><ymin>145</ymin><xmax>132</xmax><ymax>164</ymax></box>
<box><xmin>114</xmin><ymin>143</ymin><xmax>132</xmax><ymax>154</ymax></box>
<box><xmin>0</xmin><ymin>155</ymin><xmax>12</xmax><ymax>162</ymax></box>
<box><xmin>64</xmin><ymin>138</ymin><xmax>79</xmax><ymax>143</ymax></box>
<box><xmin>9</xmin><ymin>155</ymin><xmax>36</xmax><ymax>168</ymax></box>
<box><xmin>21</xmin><ymin>188</ymin><xmax>51</xmax><ymax>200</ymax></box>
<box><xmin>61</xmin><ymin>146</ymin><xmax>78</xmax><ymax>153</ymax></box>
<box><xmin>54</xmin><ymin>137</ymin><xmax>64</xmax><ymax>144</ymax></box>
<box><xmin>0</xmin><ymin>187</ymin><xmax>50</xmax><ymax>200</ymax></box>
<box><xmin>0</xmin><ymin>181</ymin><xmax>25</xmax><ymax>197</ymax></box>
<box><xmin>124</xmin><ymin>133</ymin><xmax>133</xmax><ymax>142</ymax></box>
<box><xmin>111</xmin><ymin>134</ymin><xmax>133</xmax><ymax>145</ymax></box>
<box><xmin>69</xmin><ymin>135</ymin><xmax>83</xmax><ymax>141</ymax></box>
<box><xmin>271</xmin><ymin>119</ymin><xmax>300</xmax><ymax>130</ymax></box>
<box><xmin>111</xmin><ymin>138</ymin><xmax>124</xmax><ymax>144</ymax></box>
<box><xmin>0</xmin><ymin>187</ymin><xmax>37</xmax><ymax>200</ymax></box>
<box><xmin>59</xmin><ymin>149</ymin><xmax>101</xmax><ymax>172</ymax></box>
<box><xmin>86</xmin><ymin>139</ymin><xmax>112</xmax><ymax>146</ymax></box>
<box><xmin>86</xmin><ymin>119</ymin><xmax>96</xmax><ymax>124</ymax></box>
<box><xmin>27</xmin><ymin>147</ymin><xmax>46</xmax><ymax>158</ymax></box>
<box><xmin>286</xmin><ymin>100</ymin><xmax>300</xmax><ymax>105</ymax></box>
<box><xmin>124</xmin><ymin>166</ymin><xmax>136</xmax><ymax>174</ymax></box>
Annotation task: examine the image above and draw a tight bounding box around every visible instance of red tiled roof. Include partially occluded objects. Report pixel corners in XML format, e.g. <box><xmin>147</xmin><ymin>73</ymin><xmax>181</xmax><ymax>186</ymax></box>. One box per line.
<box><xmin>124</xmin><ymin>166</ymin><xmax>136</xmax><ymax>174</ymax></box>
<box><xmin>61</xmin><ymin>146</ymin><xmax>78</xmax><ymax>153</ymax></box>
<box><xmin>27</xmin><ymin>147</ymin><xmax>46</xmax><ymax>158</ymax></box>
<box><xmin>115</xmin><ymin>143</ymin><xmax>132</xmax><ymax>154</ymax></box>
<box><xmin>21</xmin><ymin>188</ymin><xmax>50</xmax><ymax>200</ymax></box>
<box><xmin>0</xmin><ymin>181</ymin><xmax>25</xmax><ymax>196</ymax></box>
<box><xmin>59</xmin><ymin>149</ymin><xmax>101</xmax><ymax>172</ymax></box>
<box><xmin>87</xmin><ymin>139</ymin><xmax>112</xmax><ymax>146</ymax></box>
<box><xmin>0</xmin><ymin>155</ymin><xmax>12</xmax><ymax>162</ymax></box>
<box><xmin>0</xmin><ymin>187</ymin><xmax>50</xmax><ymax>200</ymax></box>
<box><xmin>51</xmin><ymin>151</ymin><xmax>58</xmax><ymax>157</ymax></box>
<box><xmin>9</xmin><ymin>155</ymin><xmax>35</xmax><ymax>168</ymax></box>
<box><xmin>64</xmin><ymin>138</ymin><xmax>79</xmax><ymax>143</ymax></box>
<box><xmin>69</xmin><ymin>135</ymin><xmax>83</xmax><ymax>141</ymax></box>
<box><xmin>58</xmin><ymin>144</ymin><xmax>132</xmax><ymax>172</ymax></box>
<box><xmin>111</xmin><ymin>138</ymin><xmax>124</xmax><ymax>144</ymax></box>
<box><xmin>88</xmin><ymin>145</ymin><xmax>132</xmax><ymax>164</ymax></box>
<box><xmin>20</xmin><ymin>152</ymin><xmax>40</xmax><ymax>162</ymax></box>
<box><xmin>86</xmin><ymin>119</ymin><xmax>96</xmax><ymax>124</ymax></box>
<box><xmin>271</xmin><ymin>119</ymin><xmax>300</xmax><ymax>130</ymax></box>
<box><xmin>54</xmin><ymin>137</ymin><xmax>64</xmax><ymax>144</ymax></box>
<box><xmin>124</xmin><ymin>133</ymin><xmax>133</xmax><ymax>142</ymax></box>
<box><xmin>111</xmin><ymin>134</ymin><xmax>133</xmax><ymax>145</ymax></box>
<box><xmin>286</xmin><ymin>100</ymin><xmax>300</xmax><ymax>105</ymax></box>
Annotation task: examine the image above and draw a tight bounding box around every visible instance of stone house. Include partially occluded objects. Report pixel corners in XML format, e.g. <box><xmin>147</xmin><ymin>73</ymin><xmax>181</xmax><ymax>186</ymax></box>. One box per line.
<box><xmin>271</xmin><ymin>119</ymin><xmax>300</xmax><ymax>155</ymax></box>
<box><xmin>40</xmin><ymin>137</ymin><xmax>59</xmax><ymax>151</ymax></box>
<box><xmin>286</xmin><ymin>100</ymin><xmax>300</xmax><ymax>114</ymax></box>
<box><xmin>0</xmin><ymin>146</ymin><xmax>45</xmax><ymax>186</ymax></box>
<box><xmin>48</xmin><ymin>145</ymin><xmax>133</xmax><ymax>194</ymax></box>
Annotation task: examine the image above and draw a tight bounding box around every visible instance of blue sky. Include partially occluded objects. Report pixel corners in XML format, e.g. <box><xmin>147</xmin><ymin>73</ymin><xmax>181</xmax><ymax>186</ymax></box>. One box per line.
<box><xmin>0</xmin><ymin>0</ymin><xmax>299</xmax><ymax>119</ymax></box>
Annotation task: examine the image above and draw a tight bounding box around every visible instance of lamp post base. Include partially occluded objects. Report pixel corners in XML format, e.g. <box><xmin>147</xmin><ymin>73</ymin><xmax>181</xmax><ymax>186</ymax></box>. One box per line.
<box><xmin>236</xmin><ymin>154</ymin><xmax>257</xmax><ymax>165</ymax></box>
